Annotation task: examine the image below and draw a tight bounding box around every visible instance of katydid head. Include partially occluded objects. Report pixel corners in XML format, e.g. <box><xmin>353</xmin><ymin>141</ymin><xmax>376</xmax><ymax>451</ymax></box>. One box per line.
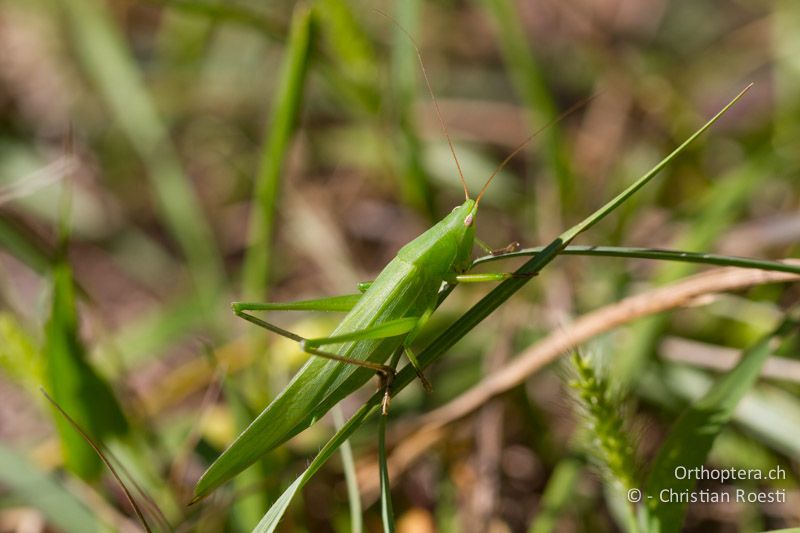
<box><xmin>397</xmin><ymin>198</ymin><xmax>475</xmax><ymax>274</ymax></box>
<box><xmin>449</xmin><ymin>198</ymin><xmax>477</xmax><ymax>273</ymax></box>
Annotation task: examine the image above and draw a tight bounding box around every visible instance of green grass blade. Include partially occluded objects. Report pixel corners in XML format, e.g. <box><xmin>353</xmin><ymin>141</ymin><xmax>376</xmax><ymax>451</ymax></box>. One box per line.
<box><xmin>389</xmin><ymin>0</ymin><xmax>436</xmax><ymax>220</ymax></box>
<box><xmin>60</xmin><ymin>0</ymin><xmax>224</xmax><ymax>308</ymax></box>
<box><xmin>640</xmin><ymin>365</ymin><xmax>800</xmax><ymax>461</ymax></box>
<box><xmin>0</xmin><ymin>443</ymin><xmax>100</xmax><ymax>533</ymax></box>
<box><xmin>561</xmin><ymin>85</ymin><xmax>752</xmax><ymax>243</ymax></box>
<box><xmin>317</xmin><ymin>0</ymin><xmax>379</xmax><ymax>112</ymax></box>
<box><xmin>44</xmin><ymin>263</ymin><xmax>128</xmax><ymax>479</ymax></box>
<box><xmin>472</xmin><ymin>245</ymin><xmax>800</xmax><ymax>275</ymax></box>
<box><xmin>242</xmin><ymin>6</ymin><xmax>314</xmax><ymax>300</ymax></box>
<box><xmin>251</xmin><ymin>404</ymin><xmax>378</xmax><ymax>533</ymax></box>
<box><xmin>0</xmin><ymin>216</ymin><xmax>53</xmax><ymax>274</ymax></box>
<box><xmin>252</xmin><ymin>477</ymin><xmax>303</xmax><ymax>533</ymax></box>
<box><xmin>0</xmin><ymin>313</ymin><xmax>43</xmax><ymax>390</ymax></box>
<box><xmin>144</xmin><ymin>0</ymin><xmax>284</xmax><ymax>40</ymax></box>
<box><xmin>333</xmin><ymin>407</ymin><xmax>363</xmax><ymax>533</ymax></box>
<box><xmin>222</xmin><ymin>376</ymin><xmax>270</xmax><ymax>531</ymax></box>
<box><xmin>642</xmin><ymin>315</ymin><xmax>798</xmax><ymax>533</ymax></box>
<box><xmin>378</xmin><ymin>414</ymin><xmax>396</xmax><ymax>533</ymax></box>
<box><xmin>773</xmin><ymin>0</ymin><xmax>800</xmax><ymax>150</ymax></box>
<box><xmin>615</xmin><ymin>148</ymin><xmax>775</xmax><ymax>385</ymax></box>
<box><xmin>479</xmin><ymin>0</ymin><xmax>573</xmax><ymax>205</ymax></box>
<box><xmin>528</xmin><ymin>456</ymin><xmax>583</xmax><ymax>533</ymax></box>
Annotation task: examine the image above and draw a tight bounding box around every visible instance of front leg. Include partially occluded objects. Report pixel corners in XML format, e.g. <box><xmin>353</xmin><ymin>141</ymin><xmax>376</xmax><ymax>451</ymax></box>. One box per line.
<box><xmin>446</xmin><ymin>272</ymin><xmax>537</xmax><ymax>283</ymax></box>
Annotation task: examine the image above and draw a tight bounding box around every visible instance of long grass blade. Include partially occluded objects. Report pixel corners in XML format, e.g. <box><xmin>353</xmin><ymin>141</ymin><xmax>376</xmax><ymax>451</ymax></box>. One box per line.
<box><xmin>472</xmin><ymin>245</ymin><xmax>800</xmax><ymax>275</ymax></box>
<box><xmin>333</xmin><ymin>407</ymin><xmax>363</xmax><ymax>533</ymax></box>
<box><xmin>45</xmin><ymin>262</ymin><xmax>128</xmax><ymax>479</ymax></box>
<box><xmin>242</xmin><ymin>5</ymin><xmax>314</xmax><ymax>300</ymax></box>
<box><xmin>527</xmin><ymin>456</ymin><xmax>583</xmax><ymax>533</ymax></box>
<box><xmin>615</xmin><ymin>147</ymin><xmax>775</xmax><ymax>385</ymax></box>
<box><xmin>378</xmin><ymin>414</ymin><xmax>396</xmax><ymax>533</ymax></box>
<box><xmin>0</xmin><ymin>214</ymin><xmax>54</xmax><ymax>274</ymax></box>
<box><xmin>389</xmin><ymin>0</ymin><xmax>437</xmax><ymax>220</ymax></box>
<box><xmin>251</xmin><ymin>405</ymin><xmax>377</xmax><ymax>533</ymax></box>
<box><xmin>142</xmin><ymin>0</ymin><xmax>284</xmax><ymax>40</ymax></box>
<box><xmin>41</xmin><ymin>390</ymin><xmax>151</xmax><ymax>533</ymax></box>
<box><xmin>480</xmin><ymin>0</ymin><xmax>573</xmax><ymax>205</ymax></box>
<box><xmin>642</xmin><ymin>313</ymin><xmax>798</xmax><ymax>532</ymax></box>
<box><xmin>0</xmin><ymin>443</ymin><xmax>100</xmax><ymax>533</ymax></box>
<box><xmin>377</xmin><ymin>87</ymin><xmax>754</xmax><ymax>389</ymax></box>
<box><xmin>562</xmin><ymin>85</ymin><xmax>752</xmax><ymax>243</ymax></box>
<box><xmin>60</xmin><ymin>0</ymin><xmax>224</xmax><ymax>310</ymax></box>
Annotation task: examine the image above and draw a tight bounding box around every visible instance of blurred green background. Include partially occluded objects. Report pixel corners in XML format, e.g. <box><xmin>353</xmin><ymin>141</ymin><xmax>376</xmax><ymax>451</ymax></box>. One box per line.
<box><xmin>0</xmin><ymin>0</ymin><xmax>798</xmax><ymax>531</ymax></box>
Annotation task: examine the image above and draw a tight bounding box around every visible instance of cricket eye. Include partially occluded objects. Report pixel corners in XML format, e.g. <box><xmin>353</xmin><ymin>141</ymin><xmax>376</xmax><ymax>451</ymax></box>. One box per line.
<box><xmin>463</xmin><ymin>213</ymin><xmax>474</xmax><ymax>226</ymax></box>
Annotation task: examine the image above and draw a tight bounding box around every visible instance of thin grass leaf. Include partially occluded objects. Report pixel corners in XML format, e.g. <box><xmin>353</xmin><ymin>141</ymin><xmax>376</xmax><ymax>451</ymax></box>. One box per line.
<box><xmin>472</xmin><ymin>245</ymin><xmax>800</xmax><ymax>275</ymax></box>
<box><xmin>317</xmin><ymin>0</ymin><xmax>380</xmax><ymax>113</ymax></box>
<box><xmin>358</xmin><ymin>87</ymin><xmax>754</xmax><ymax>387</ymax></box>
<box><xmin>0</xmin><ymin>313</ymin><xmax>43</xmax><ymax>390</ymax></box>
<box><xmin>389</xmin><ymin>0</ymin><xmax>436</xmax><ymax>220</ymax></box>
<box><xmin>251</xmin><ymin>404</ymin><xmax>378</xmax><ymax>533</ymax></box>
<box><xmin>527</xmin><ymin>456</ymin><xmax>583</xmax><ymax>533</ymax></box>
<box><xmin>772</xmin><ymin>0</ymin><xmax>800</xmax><ymax>150</ymax></box>
<box><xmin>642</xmin><ymin>314</ymin><xmax>798</xmax><ymax>533</ymax></box>
<box><xmin>479</xmin><ymin>0</ymin><xmax>573</xmax><ymax>206</ymax></box>
<box><xmin>60</xmin><ymin>0</ymin><xmax>224</xmax><ymax>309</ymax></box>
<box><xmin>378</xmin><ymin>414</ymin><xmax>396</xmax><ymax>533</ymax></box>
<box><xmin>154</xmin><ymin>3</ymin><xmax>216</xmax><ymax>69</ymax></box>
<box><xmin>224</xmin><ymin>377</ymin><xmax>270</xmax><ymax>531</ymax></box>
<box><xmin>561</xmin><ymin>85</ymin><xmax>751</xmax><ymax>243</ymax></box>
<box><xmin>41</xmin><ymin>390</ymin><xmax>151</xmax><ymax>532</ymax></box>
<box><xmin>640</xmin><ymin>365</ymin><xmax>800</xmax><ymax>466</ymax></box>
<box><xmin>242</xmin><ymin>5</ymin><xmax>314</xmax><ymax>300</ymax></box>
<box><xmin>245</xmin><ymin>86</ymin><xmax>751</xmax><ymax>530</ymax></box>
<box><xmin>615</xmin><ymin>148</ymin><xmax>774</xmax><ymax>384</ymax></box>
<box><xmin>45</xmin><ymin>262</ymin><xmax>128</xmax><ymax>479</ymax></box>
<box><xmin>0</xmin><ymin>215</ymin><xmax>53</xmax><ymax>274</ymax></box>
<box><xmin>333</xmin><ymin>407</ymin><xmax>363</xmax><ymax>533</ymax></box>
<box><xmin>143</xmin><ymin>0</ymin><xmax>285</xmax><ymax>40</ymax></box>
<box><xmin>0</xmin><ymin>443</ymin><xmax>100</xmax><ymax>533</ymax></box>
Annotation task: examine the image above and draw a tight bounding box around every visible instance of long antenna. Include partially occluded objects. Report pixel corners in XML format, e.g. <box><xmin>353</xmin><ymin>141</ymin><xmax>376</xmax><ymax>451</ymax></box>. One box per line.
<box><xmin>376</xmin><ymin>9</ymin><xmax>470</xmax><ymax>200</ymax></box>
<box><xmin>475</xmin><ymin>94</ymin><xmax>598</xmax><ymax>207</ymax></box>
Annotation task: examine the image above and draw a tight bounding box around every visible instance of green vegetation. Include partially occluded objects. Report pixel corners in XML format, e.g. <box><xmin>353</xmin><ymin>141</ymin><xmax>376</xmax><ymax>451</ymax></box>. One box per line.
<box><xmin>0</xmin><ymin>1</ymin><xmax>798</xmax><ymax>532</ymax></box>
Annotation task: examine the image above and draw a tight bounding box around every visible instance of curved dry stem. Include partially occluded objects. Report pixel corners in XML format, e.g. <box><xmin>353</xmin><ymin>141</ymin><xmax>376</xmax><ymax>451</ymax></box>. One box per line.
<box><xmin>357</xmin><ymin>262</ymin><xmax>800</xmax><ymax>499</ymax></box>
